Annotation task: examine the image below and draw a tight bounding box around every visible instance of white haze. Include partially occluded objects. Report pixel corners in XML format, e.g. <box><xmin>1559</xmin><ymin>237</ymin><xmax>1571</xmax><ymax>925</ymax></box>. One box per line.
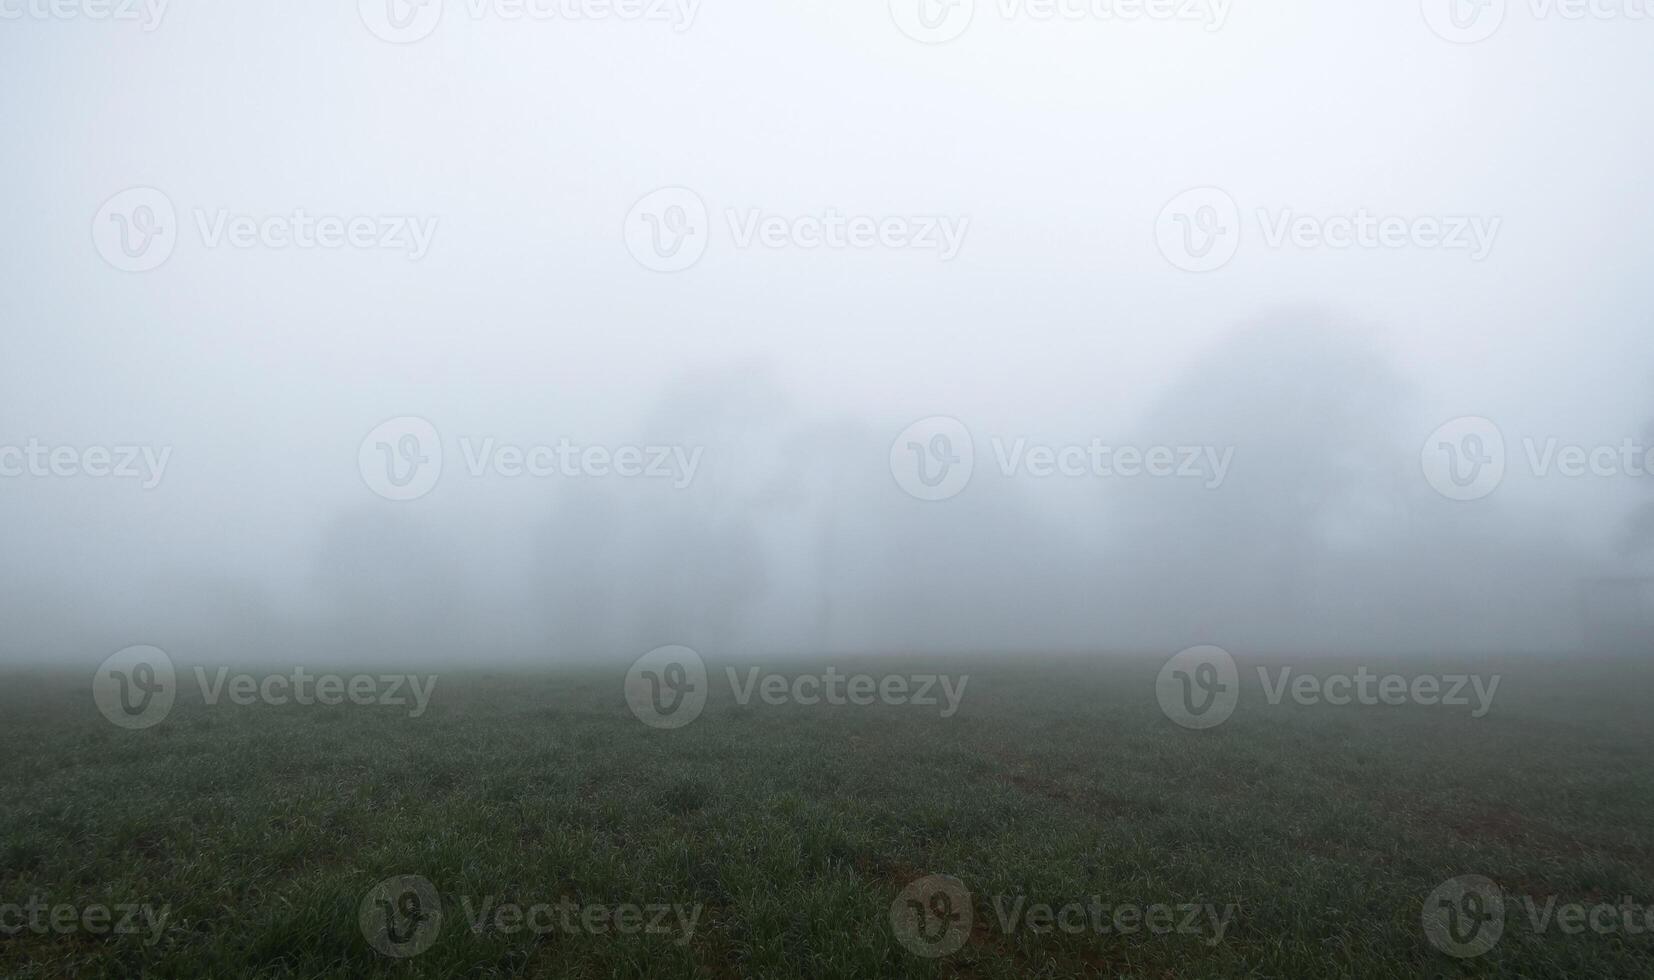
<box><xmin>2</xmin><ymin>2</ymin><xmax>1652</xmax><ymax>664</ymax></box>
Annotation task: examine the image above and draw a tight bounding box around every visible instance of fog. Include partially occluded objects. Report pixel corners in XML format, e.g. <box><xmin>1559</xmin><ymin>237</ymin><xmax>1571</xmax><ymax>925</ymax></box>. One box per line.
<box><xmin>3</xmin><ymin>2</ymin><xmax>1652</xmax><ymax>666</ymax></box>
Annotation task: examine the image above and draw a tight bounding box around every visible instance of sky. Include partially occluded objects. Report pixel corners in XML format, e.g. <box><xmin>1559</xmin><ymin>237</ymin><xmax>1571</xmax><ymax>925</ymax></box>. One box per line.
<box><xmin>2</xmin><ymin>0</ymin><xmax>1652</xmax><ymax>663</ymax></box>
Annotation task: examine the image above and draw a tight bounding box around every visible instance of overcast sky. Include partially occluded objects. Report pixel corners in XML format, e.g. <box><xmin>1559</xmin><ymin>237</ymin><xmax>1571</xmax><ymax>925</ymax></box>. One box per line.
<box><xmin>2</xmin><ymin>2</ymin><xmax>1652</xmax><ymax>662</ymax></box>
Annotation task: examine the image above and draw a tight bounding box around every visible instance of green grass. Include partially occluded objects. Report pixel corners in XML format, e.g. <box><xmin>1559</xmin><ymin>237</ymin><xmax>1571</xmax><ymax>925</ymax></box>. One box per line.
<box><xmin>2</xmin><ymin>654</ymin><xmax>1652</xmax><ymax>978</ymax></box>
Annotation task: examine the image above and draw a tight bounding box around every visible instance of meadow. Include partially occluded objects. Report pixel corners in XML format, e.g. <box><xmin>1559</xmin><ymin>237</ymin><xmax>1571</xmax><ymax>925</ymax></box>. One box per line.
<box><xmin>2</xmin><ymin>653</ymin><xmax>1651</xmax><ymax>978</ymax></box>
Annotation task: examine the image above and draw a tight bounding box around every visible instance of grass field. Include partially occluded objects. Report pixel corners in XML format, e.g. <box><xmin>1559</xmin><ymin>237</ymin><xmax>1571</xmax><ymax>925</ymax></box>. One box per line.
<box><xmin>2</xmin><ymin>654</ymin><xmax>1652</xmax><ymax>978</ymax></box>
